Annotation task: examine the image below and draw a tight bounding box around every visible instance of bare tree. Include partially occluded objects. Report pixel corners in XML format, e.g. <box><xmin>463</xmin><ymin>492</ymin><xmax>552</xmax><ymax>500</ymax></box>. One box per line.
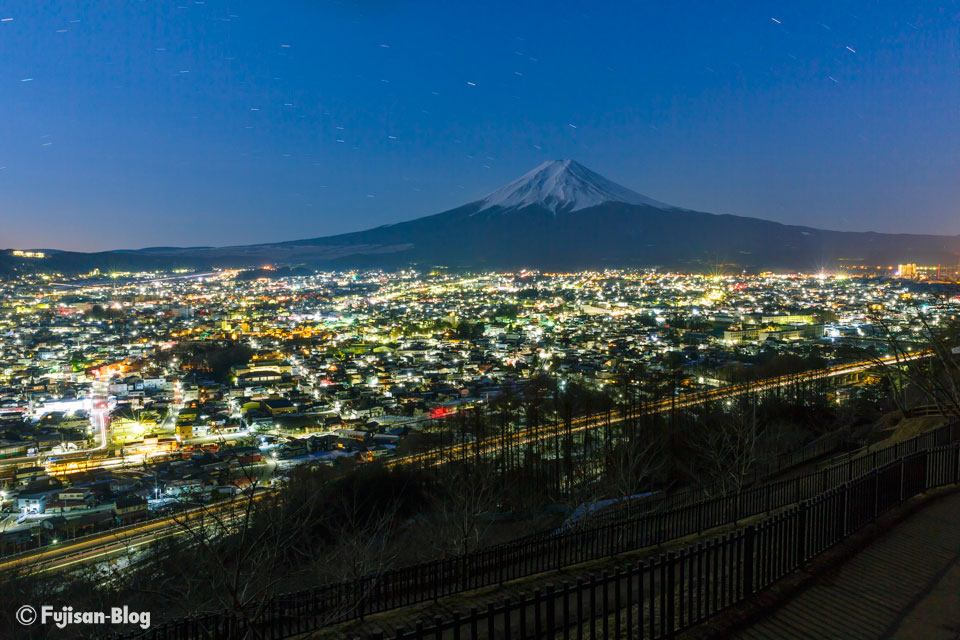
<box><xmin>305</xmin><ymin>490</ymin><xmax>402</xmax><ymax>625</ymax></box>
<box><xmin>867</xmin><ymin>309</ymin><xmax>960</xmax><ymax>419</ymax></box>
<box><xmin>429</xmin><ymin>459</ymin><xmax>499</xmax><ymax>557</ymax></box>
<box><xmin>167</xmin><ymin>486</ymin><xmax>301</xmax><ymax>637</ymax></box>
<box><xmin>155</xmin><ymin>448</ymin><xmax>309</xmax><ymax>638</ymax></box>
<box><xmin>603</xmin><ymin>429</ymin><xmax>662</xmax><ymax>519</ymax></box>
<box><xmin>694</xmin><ymin>404</ymin><xmax>761</xmax><ymax>498</ymax></box>
<box><xmin>317</xmin><ymin>491</ymin><xmax>400</xmax><ymax>584</ymax></box>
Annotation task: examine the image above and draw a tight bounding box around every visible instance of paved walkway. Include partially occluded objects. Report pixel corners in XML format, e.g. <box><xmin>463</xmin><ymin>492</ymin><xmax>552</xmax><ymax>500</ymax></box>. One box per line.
<box><xmin>735</xmin><ymin>491</ymin><xmax>960</xmax><ymax>640</ymax></box>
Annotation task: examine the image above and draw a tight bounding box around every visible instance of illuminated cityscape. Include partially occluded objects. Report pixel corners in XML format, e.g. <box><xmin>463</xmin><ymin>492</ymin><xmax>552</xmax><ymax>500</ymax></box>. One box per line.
<box><xmin>4</xmin><ymin>1</ymin><xmax>960</xmax><ymax>638</ymax></box>
<box><xmin>0</xmin><ymin>267</ymin><xmax>954</xmax><ymax>528</ymax></box>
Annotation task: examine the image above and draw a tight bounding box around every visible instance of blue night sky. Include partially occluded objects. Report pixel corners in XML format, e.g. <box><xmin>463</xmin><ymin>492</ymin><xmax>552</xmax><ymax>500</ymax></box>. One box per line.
<box><xmin>2</xmin><ymin>1</ymin><xmax>959</xmax><ymax>251</ymax></box>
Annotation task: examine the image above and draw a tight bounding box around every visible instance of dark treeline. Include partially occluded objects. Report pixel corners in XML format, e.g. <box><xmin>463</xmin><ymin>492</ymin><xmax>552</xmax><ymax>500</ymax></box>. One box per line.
<box><xmin>155</xmin><ymin>340</ymin><xmax>254</xmax><ymax>382</ymax></box>
<box><xmin>720</xmin><ymin>352</ymin><xmax>828</xmax><ymax>383</ymax></box>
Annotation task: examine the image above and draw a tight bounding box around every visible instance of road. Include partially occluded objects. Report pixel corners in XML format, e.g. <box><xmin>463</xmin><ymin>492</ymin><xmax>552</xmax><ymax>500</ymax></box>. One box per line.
<box><xmin>0</xmin><ymin>489</ymin><xmax>273</xmax><ymax>577</ymax></box>
<box><xmin>45</xmin><ymin>271</ymin><xmax>222</xmax><ymax>291</ymax></box>
<box><xmin>159</xmin><ymin>401</ymin><xmax>181</xmax><ymax>433</ymax></box>
<box><xmin>390</xmin><ymin>351</ymin><xmax>928</xmax><ymax>468</ymax></box>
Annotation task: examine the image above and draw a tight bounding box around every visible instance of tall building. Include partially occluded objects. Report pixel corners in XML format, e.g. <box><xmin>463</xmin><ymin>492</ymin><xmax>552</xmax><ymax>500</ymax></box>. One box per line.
<box><xmin>897</xmin><ymin>264</ymin><xmax>917</xmax><ymax>279</ymax></box>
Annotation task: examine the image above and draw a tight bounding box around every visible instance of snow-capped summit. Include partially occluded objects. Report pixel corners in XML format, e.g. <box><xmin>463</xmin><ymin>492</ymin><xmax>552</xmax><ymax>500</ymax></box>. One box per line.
<box><xmin>475</xmin><ymin>159</ymin><xmax>671</xmax><ymax>214</ymax></box>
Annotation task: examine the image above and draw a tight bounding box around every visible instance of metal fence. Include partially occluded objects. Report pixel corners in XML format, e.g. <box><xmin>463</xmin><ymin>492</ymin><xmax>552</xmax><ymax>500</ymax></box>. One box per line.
<box><xmin>115</xmin><ymin>421</ymin><xmax>960</xmax><ymax>640</ymax></box>
<box><xmin>367</xmin><ymin>444</ymin><xmax>949</xmax><ymax>639</ymax></box>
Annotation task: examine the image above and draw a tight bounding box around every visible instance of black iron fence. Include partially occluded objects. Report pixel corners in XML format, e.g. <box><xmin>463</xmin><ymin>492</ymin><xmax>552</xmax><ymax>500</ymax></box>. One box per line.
<box><xmin>548</xmin><ymin>428</ymin><xmax>848</xmax><ymax>534</ymax></box>
<box><xmin>365</xmin><ymin>443</ymin><xmax>950</xmax><ymax>639</ymax></box>
<box><xmin>117</xmin><ymin>422</ymin><xmax>960</xmax><ymax>640</ymax></box>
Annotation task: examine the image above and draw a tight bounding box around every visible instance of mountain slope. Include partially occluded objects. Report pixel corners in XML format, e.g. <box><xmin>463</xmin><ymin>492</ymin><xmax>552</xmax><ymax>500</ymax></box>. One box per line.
<box><xmin>475</xmin><ymin>159</ymin><xmax>670</xmax><ymax>214</ymax></box>
<box><xmin>10</xmin><ymin>160</ymin><xmax>960</xmax><ymax>273</ymax></box>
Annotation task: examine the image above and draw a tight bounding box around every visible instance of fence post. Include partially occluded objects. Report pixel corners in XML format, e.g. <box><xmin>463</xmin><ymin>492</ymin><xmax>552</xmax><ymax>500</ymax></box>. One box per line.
<box><xmin>899</xmin><ymin>458</ymin><xmax>905</xmax><ymax>503</ymax></box>
<box><xmin>666</xmin><ymin>551</ymin><xmax>676</xmax><ymax>637</ymax></box>
<box><xmin>545</xmin><ymin>584</ymin><xmax>556</xmax><ymax>638</ymax></box>
<box><xmin>955</xmin><ymin>443</ymin><xmax>960</xmax><ymax>483</ymax></box>
<box><xmin>922</xmin><ymin>450</ymin><xmax>929</xmax><ymax>492</ymax></box>
<box><xmin>841</xmin><ymin>483</ymin><xmax>850</xmax><ymax>539</ymax></box>
<box><xmin>499</xmin><ymin>547</ymin><xmax>505</xmax><ymax>585</ymax></box>
<box><xmin>743</xmin><ymin>525</ymin><xmax>755</xmax><ymax>595</ymax></box>
<box><xmin>873</xmin><ymin>470</ymin><xmax>880</xmax><ymax>520</ymax></box>
<box><xmin>556</xmin><ymin>533</ymin><xmax>562</xmax><ymax>570</ymax></box>
<box><xmin>358</xmin><ymin>579</ymin><xmax>366</xmax><ymax>621</ymax></box>
<box><xmin>355</xmin><ymin>579</ymin><xmax>362</xmax><ymax>622</ymax></box>
<box><xmin>795</xmin><ymin>502</ymin><xmax>807</xmax><ymax>567</ymax></box>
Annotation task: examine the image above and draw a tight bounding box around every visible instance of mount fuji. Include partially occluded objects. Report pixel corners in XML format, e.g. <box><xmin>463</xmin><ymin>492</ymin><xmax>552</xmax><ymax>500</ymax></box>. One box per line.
<box><xmin>9</xmin><ymin>159</ymin><xmax>960</xmax><ymax>273</ymax></box>
<box><xmin>474</xmin><ymin>159</ymin><xmax>671</xmax><ymax>214</ymax></box>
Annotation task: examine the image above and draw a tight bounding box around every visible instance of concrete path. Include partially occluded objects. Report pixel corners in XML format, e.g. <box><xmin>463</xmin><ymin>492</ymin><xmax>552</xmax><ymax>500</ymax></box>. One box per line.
<box><xmin>735</xmin><ymin>491</ymin><xmax>960</xmax><ymax>640</ymax></box>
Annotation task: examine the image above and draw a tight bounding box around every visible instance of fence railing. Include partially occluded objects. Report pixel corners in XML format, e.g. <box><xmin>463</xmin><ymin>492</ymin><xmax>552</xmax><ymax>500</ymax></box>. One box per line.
<box><xmin>365</xmin><ymin>445</ymin><xmax>950</xmax><ymax>639</ymax></box>
<box><xmin>552</xmin><ymin>428</ymin><xmax>849</xmax><ymax>533</ymax></box>
<box><xmin>116</xmin><ymin>421</ymin><xmax>960</xmax><ymax>640</ymax></box>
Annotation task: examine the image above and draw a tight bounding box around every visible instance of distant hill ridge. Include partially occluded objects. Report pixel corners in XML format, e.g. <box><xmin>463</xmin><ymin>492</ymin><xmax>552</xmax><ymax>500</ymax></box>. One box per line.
<box><xmin>6</xmin><ymin>160</ymin><xmax>960</xmax><ymax>273</ymax></box>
